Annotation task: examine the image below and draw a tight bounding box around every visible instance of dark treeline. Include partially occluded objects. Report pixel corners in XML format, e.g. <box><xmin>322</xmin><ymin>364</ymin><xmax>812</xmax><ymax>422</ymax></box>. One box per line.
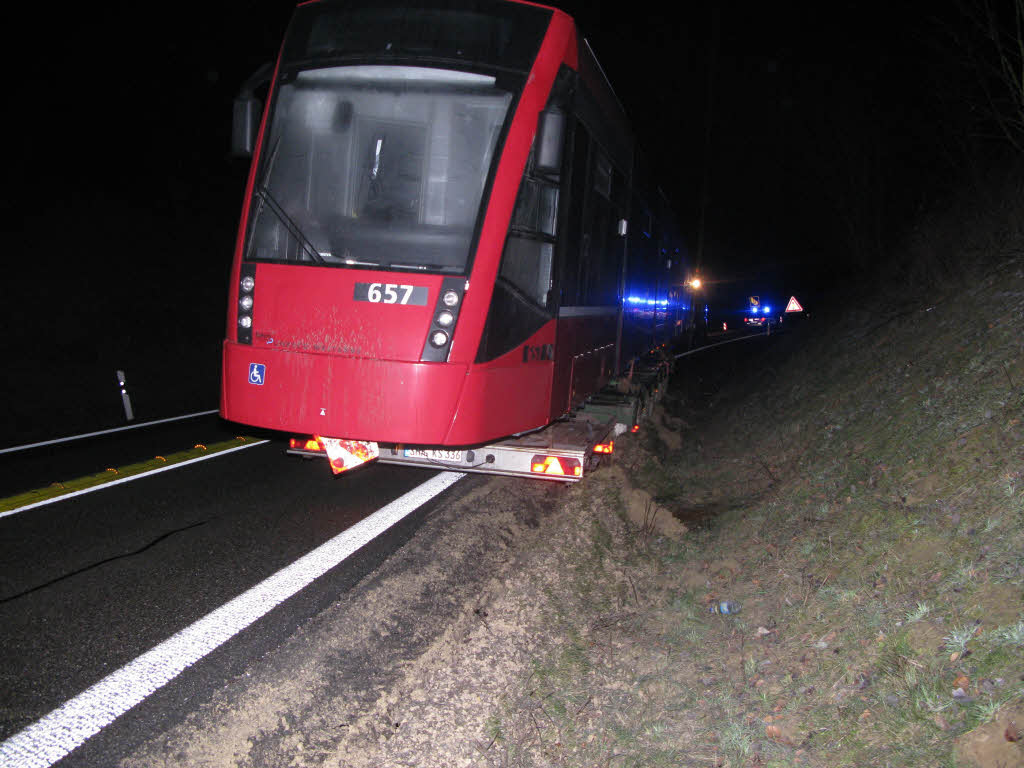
<box><xmin>565</xmin><ymin>0</ymin><xmax>1024</xmax><ymax>297</ymax></box>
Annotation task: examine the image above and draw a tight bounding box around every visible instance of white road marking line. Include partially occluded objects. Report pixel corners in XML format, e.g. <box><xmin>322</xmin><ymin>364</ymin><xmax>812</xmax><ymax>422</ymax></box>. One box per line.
<box><xmin>0</xmin><ymin>470</ymin><xmax>465</xmax><ymax>768</ymax></box>
<box><xmin>0</xmin><ymin>410</ymin><xmax>221</xmax><ymax>455</ymax></box>
<box><xmin>0</xmin><ymin>441</ymin><xmax>270</xmax><ymax>520</ymax></box>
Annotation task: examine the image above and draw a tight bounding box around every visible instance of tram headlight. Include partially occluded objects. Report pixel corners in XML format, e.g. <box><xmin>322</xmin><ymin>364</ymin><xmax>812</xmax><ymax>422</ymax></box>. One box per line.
<box><xmin>421</xmin><ymin>278</ymin><xmax>462</xmax><ymax>361</ymax></box>
<box><xmin>239</xmin><ymin>295</ymin><xmax>254</xmax><ymax>311</ymax></box>
<box><xmin>239</xmin><ymin>316</ymin><xmax>252</xmax><ymax>329</ymax></box>
<box><xmin>240</xmin><ymin>276</ymin><xmax>255</xmax><ymax>292</ymax></box>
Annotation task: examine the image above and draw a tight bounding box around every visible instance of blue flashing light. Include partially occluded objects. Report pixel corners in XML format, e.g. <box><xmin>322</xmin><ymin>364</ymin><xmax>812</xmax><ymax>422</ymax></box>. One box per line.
<box><xmin>764</xmin><ymin>305</ymin><xmax>771</xmax><ymax>313</ymax></box>
<box><xmin>625</xmin><ymin>295</ymin><xmax>679</xmax><ymax>310</ymax></box>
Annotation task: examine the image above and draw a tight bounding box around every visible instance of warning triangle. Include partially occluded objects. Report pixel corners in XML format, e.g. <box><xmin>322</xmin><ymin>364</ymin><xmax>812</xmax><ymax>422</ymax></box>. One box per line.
<box><xmin>784</xmin><ymin>296</ymin><xmax>803</xmax><ymax>313</ymax></box>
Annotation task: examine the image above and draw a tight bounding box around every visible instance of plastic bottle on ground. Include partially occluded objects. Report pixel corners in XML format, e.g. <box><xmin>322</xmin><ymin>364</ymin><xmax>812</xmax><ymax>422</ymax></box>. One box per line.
<box><xmin>709</xmin><ymin>601</ymin><xmax>740</xmax><ymax>615</ymax></box>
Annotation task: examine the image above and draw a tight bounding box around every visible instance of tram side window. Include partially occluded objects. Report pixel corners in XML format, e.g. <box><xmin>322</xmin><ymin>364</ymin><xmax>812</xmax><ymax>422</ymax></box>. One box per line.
<box><xmin>625</xmin><ymin>195</ymin><xmax>655</xmax><ymax>303</ymax></box>
<box><xmin>499</xmin><ymin>237</ymin><xmax>554</xmax><ymax>306</ymax></box>
<box><xmin>477</xmin><ymin>141</ymin><xmax>560</xmax><ymax>362</ymax></box>
<box><xmin>559</xmin><ymin>121</ymin><xmax>620</xmax><ymax>308</ymax></box>
<box><xmin>578</xmin><ymin>141</ymin><xmax>621</xmax><ymax>306</ymax></box>
<box><xmin>558</xmin><ymin>121</ymin><xmax>588</xmax><ymax>307</ymax></box>
<box><xmin>499</xmin><ymin>143</ymin><xmax>559</xmax><ymax>307</ymax></box>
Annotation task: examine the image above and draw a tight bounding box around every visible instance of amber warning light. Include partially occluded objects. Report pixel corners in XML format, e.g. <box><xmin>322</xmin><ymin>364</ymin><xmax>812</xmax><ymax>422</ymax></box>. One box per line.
<box><xmin>593</xmin><ymin>441</ymin><xmax>614</xmax><ymax>454</ymax></box>
<box><xmin>289</xmin><ymin>437</ymin><xmax>324</xmax><ymax>452</ymax></box>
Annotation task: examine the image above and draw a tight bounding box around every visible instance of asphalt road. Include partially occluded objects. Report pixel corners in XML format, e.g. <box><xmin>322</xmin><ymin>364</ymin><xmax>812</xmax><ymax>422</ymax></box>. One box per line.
<box><xmin>0</xmin><ymin>325</ymin><xmax>802</xmax><ymax>767</ymax></box>
<box><xmin>0</xmin><ymin>412</ymin><xmax>247</xmax><ymax>499</ymax></box>
<box><xmin>0</xmin><ymin>428</ymin><xmax>456</xmax><ymax>766</ymax></box>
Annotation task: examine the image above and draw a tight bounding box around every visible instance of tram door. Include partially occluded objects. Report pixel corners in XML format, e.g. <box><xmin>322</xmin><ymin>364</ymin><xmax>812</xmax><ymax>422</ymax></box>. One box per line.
<box><xmin>551</xmin><ymin>118</ymin><xmax>628</xmax><ymax>418</ymax></box>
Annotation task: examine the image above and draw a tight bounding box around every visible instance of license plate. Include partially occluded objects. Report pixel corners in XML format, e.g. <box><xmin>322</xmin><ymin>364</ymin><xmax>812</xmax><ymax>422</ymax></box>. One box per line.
<box><xmin>404</xmin><ymin>448</ymin><xmax>464</xmax><ymax>462</ymax></box>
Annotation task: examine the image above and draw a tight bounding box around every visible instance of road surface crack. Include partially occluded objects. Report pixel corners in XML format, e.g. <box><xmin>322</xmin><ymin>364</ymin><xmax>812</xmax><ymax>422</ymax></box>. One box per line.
<box><xmin>0</xmin><ymin>519</ymin><xmax>210</xmax><ymax>604</ymax></box>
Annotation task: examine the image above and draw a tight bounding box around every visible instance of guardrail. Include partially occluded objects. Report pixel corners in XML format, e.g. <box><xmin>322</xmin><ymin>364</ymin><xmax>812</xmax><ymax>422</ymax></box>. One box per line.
<box><xmin>675</xmin><ymin>326</ymin><xmax>778</xmax><ymax>360</ymax></box>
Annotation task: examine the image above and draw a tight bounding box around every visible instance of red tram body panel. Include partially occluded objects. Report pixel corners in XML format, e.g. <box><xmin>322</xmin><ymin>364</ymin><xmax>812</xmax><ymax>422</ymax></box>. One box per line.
<box><xmin>221</xmin><ymin>0</ymin><xmax>694</xmax><ymax>450</ymax></box>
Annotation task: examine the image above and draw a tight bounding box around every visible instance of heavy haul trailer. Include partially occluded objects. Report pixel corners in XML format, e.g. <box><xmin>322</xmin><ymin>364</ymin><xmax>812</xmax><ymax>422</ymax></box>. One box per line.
<box><xmin>220</xmin><ymin>0</ymin><xmax>694</xmax><ymax>480</ymax></box>
<box><xmin>287</xmin><ymin>353</ymin><xmax>670</xmax><ymax>481</ymax></box>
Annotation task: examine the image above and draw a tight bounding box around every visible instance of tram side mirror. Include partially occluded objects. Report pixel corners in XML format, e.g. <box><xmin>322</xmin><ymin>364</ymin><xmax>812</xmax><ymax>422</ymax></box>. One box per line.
<box><xmin>231</xmin><ymin>96</ymin><xmax>262</xmax><ymax>157</ymax></box>
<box><xmin>534</xmin><ymin>108</ymin><xmax>565</xmax><ymax>176</ymax></box>
<box><xmin>230</xmin><ymin>62</ymin><xmax>274</xmax><ymax>158</ymax></box>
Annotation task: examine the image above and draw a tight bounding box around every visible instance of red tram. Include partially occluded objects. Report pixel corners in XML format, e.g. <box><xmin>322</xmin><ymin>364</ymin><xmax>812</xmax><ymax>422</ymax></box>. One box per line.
<box><xmin>221</xmin><ymin>0</ymin><xmax>695</xmax><ymax>464</ymax></box>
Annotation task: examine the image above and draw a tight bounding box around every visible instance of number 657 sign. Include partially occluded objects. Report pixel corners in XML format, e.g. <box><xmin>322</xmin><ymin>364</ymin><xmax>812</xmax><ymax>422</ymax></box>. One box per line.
<box><xmin>353</xmin><ymin>282</ymin><xmax>429</xmax><ymax>306</ymax></box>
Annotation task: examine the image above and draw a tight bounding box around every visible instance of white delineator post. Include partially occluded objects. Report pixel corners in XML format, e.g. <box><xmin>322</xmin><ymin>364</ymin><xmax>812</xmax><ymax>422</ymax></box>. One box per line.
<box><xmin>116</xmin><ymin>370</ymin><xmax>134</xmax><ymax>421</ymax></box>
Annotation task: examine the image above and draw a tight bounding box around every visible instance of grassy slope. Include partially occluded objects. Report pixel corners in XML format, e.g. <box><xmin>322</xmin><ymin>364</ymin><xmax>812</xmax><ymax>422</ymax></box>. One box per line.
<box><xmin>483</xmin><ymin>217</ymin><xmax>1024</xmax><ymax>765</ymax></box>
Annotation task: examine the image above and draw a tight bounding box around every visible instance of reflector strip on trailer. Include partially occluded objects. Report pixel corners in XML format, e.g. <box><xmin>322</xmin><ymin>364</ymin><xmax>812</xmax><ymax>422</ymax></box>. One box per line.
<box><xmin>530</xmin><ymin>455</ymin><xmax>582</xmax><ymax>477</ymax></box>
<box><xmin>370</xmin><ymin>413</ymin><xmax>611</xmax><ymax>482</ymax></box>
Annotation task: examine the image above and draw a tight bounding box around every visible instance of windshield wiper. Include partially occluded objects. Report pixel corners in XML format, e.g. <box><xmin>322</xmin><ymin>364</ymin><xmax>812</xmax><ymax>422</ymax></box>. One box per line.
<box><xmin>254</xmin><ymin>187</ymin><xmax>326</xmax><ymax>265</ymax></box>
<box><xmin>389</xmin><ymin>262</ymin><xmax>461</xmax><ymax>273</ymax></box>
<box><xmin>246</xmin><ymin>133</ymin><xmax>324</xmax><ymax>265</ymax></box>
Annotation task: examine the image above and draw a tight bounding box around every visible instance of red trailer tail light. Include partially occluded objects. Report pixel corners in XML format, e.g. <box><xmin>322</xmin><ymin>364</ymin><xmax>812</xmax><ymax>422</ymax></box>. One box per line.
<box><xmin>631</xmin><ymin>425</ymin><xmax>640</xmax><ymax>433</ymax></box>
<box><xmin>593</xmin><ymin>441</ymin><xmax>614</xmax><ymax>454</ymax></box>
<box><xmin>530</xmin><ymin>455</ymin><xmax>582</xmax><ymax>477</ymax></box>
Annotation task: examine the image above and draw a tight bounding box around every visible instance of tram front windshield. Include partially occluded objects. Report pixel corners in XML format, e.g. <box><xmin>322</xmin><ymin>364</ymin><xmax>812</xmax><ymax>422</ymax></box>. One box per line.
<box><xmin>246</xmin><ymin>66</ymin><xmax>513</xmax><ymax>273</ymax></box>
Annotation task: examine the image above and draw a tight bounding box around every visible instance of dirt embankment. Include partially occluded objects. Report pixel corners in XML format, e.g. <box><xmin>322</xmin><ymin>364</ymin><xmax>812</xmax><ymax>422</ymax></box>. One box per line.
<box><xmin>125</xmin><ymin>249</ymin><xmax>1023</xmax><ymax>767</ymax></box>
<box><xmin>120</xmin><ymin>474</ymin><xmax>569</xmax><ymax>767</ymax></box>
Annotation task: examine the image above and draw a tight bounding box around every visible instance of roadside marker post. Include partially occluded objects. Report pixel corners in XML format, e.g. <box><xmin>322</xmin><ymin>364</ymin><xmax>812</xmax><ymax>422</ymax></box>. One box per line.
<box><xmin>116</xmin><ymin>370</ymin><xmax>134</xmax><ymax>422</ymax></box>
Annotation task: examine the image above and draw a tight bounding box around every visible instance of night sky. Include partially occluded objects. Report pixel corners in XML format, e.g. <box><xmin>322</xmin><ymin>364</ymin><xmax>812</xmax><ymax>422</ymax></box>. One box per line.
<box><xmin>7</xmin><ymin>1</ymin><xmax>976</xmax><ymax>301</ymax></box>
<box><xmin>566</xmin><ymin>1</ymin><xmax>958</xmax><ymax>304</ymax></box>
<box><xmin>3</xmin><ymin>0</ymin><xmax>1008</xmax><ymax>437</ymax></box>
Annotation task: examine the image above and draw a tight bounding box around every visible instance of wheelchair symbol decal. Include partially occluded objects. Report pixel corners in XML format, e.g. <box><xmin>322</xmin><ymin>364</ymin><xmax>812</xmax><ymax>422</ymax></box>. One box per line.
<box><xmin>248</xmin><ymin>363</ymin><xmax>266</xmax><ymax>385</ymax></box>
